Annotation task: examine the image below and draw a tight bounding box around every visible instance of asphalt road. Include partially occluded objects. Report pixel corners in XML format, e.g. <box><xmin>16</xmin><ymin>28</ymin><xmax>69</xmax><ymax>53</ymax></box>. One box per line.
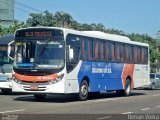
<box><xmin>0</xmin><ymin>89</ymin><xmax>160</xmax><ymax>120</ymax></box>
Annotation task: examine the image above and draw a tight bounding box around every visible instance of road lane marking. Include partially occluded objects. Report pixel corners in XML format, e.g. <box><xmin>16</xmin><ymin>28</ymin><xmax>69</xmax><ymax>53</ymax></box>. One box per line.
<box><xmin>97</xmin><ymin>116</ymin><xmax>111</xmax><ymax>120</ymax></box>
<box><xmin>0</xmin><ymin>109</ymin><xmax>26</xmax><ymax>114</ymax></box>
<box><xmin>122</xmin><ymin>112</ymin><xmax>133</xmax><ymax>114</ymax></box>
<box><xmin>156</xmin><ymin>106</ymin><xmax>160</xmax><ymax>108</ymax></box>
<box><xmin>153</xmin><ymin>94</ymin><xmax>160</xmax><ymax>96</ymax></box>
<box><xmin>94</xmin><ymin>98</ymin><xmax>120</xmax><ymax>103</ymax></box>
<box><xmin>141</xmin><ymin>108</ymin><xmax>150</xmax><ymax>111</ymax></box>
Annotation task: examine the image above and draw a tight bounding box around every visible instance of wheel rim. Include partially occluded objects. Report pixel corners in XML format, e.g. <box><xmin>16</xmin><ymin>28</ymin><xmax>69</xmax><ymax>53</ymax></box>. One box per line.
<box><xmin>81</xmin><ymin>84</ymin><xmax>88</xmax><ymax>97</ymax></box>
<box><xmin>126</xmin><ymin>82</ymin><xmax>131</xmax><ymax>95</ymax></box>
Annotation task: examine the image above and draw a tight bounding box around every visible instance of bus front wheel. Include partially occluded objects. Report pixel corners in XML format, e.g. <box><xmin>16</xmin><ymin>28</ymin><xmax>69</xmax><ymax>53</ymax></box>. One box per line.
<box><xmin>78</xmin><ymin>80</ymin><xmax>89</xmax><ymax>101</ymax></box>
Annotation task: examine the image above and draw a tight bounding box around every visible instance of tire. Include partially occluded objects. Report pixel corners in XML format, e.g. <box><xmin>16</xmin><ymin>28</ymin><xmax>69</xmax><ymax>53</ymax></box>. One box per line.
<box><xmin>116</xmin><ymin>79</ymin><xmax>131</xmax><ymax>96</ymax></box>
<box><xmin>151</xmin><ymin>83</ymin><xmax>155</xmax><ymax>90</ymax></box>
<box><xmin>34</xmin><ymin>94</ymin><xmax>46</xmax><ymax>101</ymax></box>
<box><xmin>124</xmin><ymin>79</ymin><xmax>132</xmax><ymax>96</ymax></box>
<box><xmin>1</xmin><ymin>89</ymin><xmax>12</xmax><ymax>95</ymax></box>
<box><xmin>78</xmin><ymin>80</ymin><xmax>89</xmax><ymax>101</ymax></box>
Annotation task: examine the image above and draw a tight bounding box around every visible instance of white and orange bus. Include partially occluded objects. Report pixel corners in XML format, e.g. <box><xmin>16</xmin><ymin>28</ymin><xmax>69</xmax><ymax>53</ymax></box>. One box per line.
<box><xmin>0</xmin><ymin>35</ymin><xmax>14</xmax><ymax>94</ymax></box>
<box><xmin>9</xmin><ymin>27</ymin><xmax>150</xmax><ymax>100</ymax></box>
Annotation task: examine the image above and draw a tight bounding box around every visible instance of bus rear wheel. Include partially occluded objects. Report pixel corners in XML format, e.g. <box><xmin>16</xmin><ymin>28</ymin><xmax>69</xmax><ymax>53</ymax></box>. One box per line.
<box><xmin>78</xmin><ymin>80</ymin><xmax>89</xmax><ymax>101</ymax></box>
<box><xmin>34</xmin><ymin>94</ymin><xmax>46</xmax><ymax>101</ymax></box>
<box><xmin>116</xmin><ymin>79</ymin><xmax>131</xmax><ymax>96</ymax></box>
<box><xmin>124</xmin><ymin>79</ymin><xmax>132</xmax><ymax>96</ymax></box>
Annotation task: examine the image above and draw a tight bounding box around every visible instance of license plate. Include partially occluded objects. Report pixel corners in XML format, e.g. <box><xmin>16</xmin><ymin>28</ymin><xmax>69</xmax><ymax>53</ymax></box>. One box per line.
<box><xmin>30</xmin><ymin>86</ymin><xmax>38</xmax><ymax>90</ymax></box>
<box><xmin>0</xmin><ymin>77</ymin><xmax>8</xmax><ymax>81</ymax></box>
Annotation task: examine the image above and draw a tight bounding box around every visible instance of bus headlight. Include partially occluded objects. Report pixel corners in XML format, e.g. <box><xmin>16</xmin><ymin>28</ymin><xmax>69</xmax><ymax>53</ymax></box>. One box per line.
<box><xmin>49</xmin><ymin>74</ymin><xmax>64</xmax><ymax>85</ymax></box>
<box><xmin>13</xmin><ymin>76</ymin><xmax>22</xmax><ymax>84</ymax></box>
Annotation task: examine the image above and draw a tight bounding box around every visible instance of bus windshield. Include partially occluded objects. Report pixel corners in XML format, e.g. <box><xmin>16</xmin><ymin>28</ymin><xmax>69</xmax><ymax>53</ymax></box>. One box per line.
<box><xmin>15</xmin><ymin>40</ymin><xmax>65</xmax><ymax>69</ymax></box>
<box><xmin>35</xmin><ymin>41</ymin><xmax>65</xmax><ymax>69</ymax></box>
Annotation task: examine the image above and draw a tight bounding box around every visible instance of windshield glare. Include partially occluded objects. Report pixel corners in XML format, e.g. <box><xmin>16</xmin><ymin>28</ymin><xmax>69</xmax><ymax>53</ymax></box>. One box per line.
<box><xmin>15</xmin><ymin>40</ymin><xmax>65</xmax><ymax>69</ymax></box>
<box><xmin>35</xmin><ymin>41</ymin><xmax>65</xmax><ymax>69</ymax></box>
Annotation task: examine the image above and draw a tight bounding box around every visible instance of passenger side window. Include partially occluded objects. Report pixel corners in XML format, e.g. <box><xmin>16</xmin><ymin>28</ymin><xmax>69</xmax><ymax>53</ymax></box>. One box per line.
<box><xmin>106</xmin><ymin>41</ymin><xmax>115</xmax><ymax>62</ymax></box>
<box><xmin>115</xmin><ymin>43</ymin><xmax>124</xmax><ymax>63</ymax></box>
<box><xmin>81</xmin><ymin>37</ymin><xmax>93</xmax><ymax>61</ymax></box>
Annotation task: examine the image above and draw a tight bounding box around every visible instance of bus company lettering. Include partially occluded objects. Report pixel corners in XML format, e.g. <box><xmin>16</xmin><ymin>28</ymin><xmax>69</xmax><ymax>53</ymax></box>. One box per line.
<box><xmin>92</xmin><ymin>68</ymin><xmax>112</xmax><ymax>74</ymax></box>
<box><xmin>37</xmin><ymin>76</ymin><xmax>55</xmax><ymax>80</ymax></box>
<box><xmin>25</xmin><ymin>31</ymin><xmax>52</xmax><ymax>37</ymax></box>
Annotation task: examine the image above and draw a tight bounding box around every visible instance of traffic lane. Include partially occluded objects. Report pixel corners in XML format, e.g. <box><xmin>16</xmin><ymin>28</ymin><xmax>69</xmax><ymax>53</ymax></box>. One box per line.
<box><xmin>0</xmin><ymin>92</ymin><xmax>30</xmax><ymax>113</ymax></box>
<box><xmin>8</xmin><ymin>89</ymin><xmax>160</xmax><ymax>114</ymax></box>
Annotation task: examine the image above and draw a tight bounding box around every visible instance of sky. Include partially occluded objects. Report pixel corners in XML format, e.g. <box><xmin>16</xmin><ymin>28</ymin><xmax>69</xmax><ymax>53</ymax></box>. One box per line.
<box><xmin>14</xmin><ymin>0</ymin><xmax>160</xmax><ymax>38</ymax></box>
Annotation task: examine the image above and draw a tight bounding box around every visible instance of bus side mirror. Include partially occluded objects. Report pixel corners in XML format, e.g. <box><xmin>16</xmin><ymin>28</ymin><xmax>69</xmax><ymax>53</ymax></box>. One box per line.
<box><xmin>69</xmin><ymin>48</ymin><xmax>74</xmax><ymax>60</ymax></box>
<box><xmin>8</xmin><ymin>41</ymin><xmax>14</xmax><ymax>60</ymax></box>
<box><xmin>66</xmin><ymin>45</ymin><xmax>74</xmax><ymax>62</ymax></box>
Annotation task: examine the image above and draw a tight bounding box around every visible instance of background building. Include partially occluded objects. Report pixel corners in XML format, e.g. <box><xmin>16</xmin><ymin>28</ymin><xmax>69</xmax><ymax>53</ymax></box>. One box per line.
<box><xmin>0</xmin><ymin>0</ymin><xmax>14</xmax><ymax>27</ymax></box>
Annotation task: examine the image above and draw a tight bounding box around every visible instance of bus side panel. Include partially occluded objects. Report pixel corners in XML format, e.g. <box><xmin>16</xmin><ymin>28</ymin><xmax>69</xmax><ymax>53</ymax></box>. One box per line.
<box><xmin>122</xmin><ymin>64</ymin><xmax>135</xmax><ymax>89</ymax></box>
<box><xmin>78</xmin><ymin>62</ymin><xmax>125</xmax><ymax>92</ymax></box>
<box><xmin>65</xmin><ymin>61</ymin><xmax>82</xmax><ymax>93</ymax></box>
<box><xmin>133</xmin><ymin>64</ymin><xmax>149</xmax><ymax>88</ymax></box>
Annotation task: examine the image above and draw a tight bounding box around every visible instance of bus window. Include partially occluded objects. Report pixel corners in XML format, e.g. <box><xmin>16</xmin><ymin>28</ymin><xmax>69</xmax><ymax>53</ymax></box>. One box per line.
<box><xmin>93</xmin><ymin>40</ymin><xmax>99</xmax><ymax>60</ymax></box>
<box><xmin>129</xmin><ymin>45</ymin><xmax>133</xmax><ymax>63</ymax></box>
<box><xmin>87</xmin><ymin>39</ymin><xmax>93</xmax><ymax>60</ymax></box>
<box><xmin>125</xmin><ymin>44</ymin><xmax>133</xmax><ymax>63</ymax></box>
<box><xmin>134</xmin><ymin>46</ymin><xmax>138</xmax><ymax>64</ymax></box>
<box><xmin>125</xmin><ymin>45</ymin><xmax>129</xmax><ymax>63</ymax></box>
<box><xmin>81</xmin><ymin>37</ymin><xmax>92</xmax><ymax>61</ymax></box>
<box><xmin>141</xmin><ymin>47</ymin><xmax>145</xmax><ymax>64</ymax></box>
<box><xmin>107</xmin><ymin>42</ymin><xmax>115</xmax><ymax>62</ymax></box>
<box><xmin>116</xmin><ymin>43</ymin><xmax>120</xmax><ymax>62</ymax></box>
<box><xmin>120</xmin><ymin>44</ymin><xmax>124</xmax><ymax>62</ymax></box>
<box><xmin>105</xmin><ymin>42</ymin><xmax>108</xmax><ymax>61</ymax></box>
<box><xmin>99</xmin><ymin>41</ymin><xmax>105</xmax><ymax>61</ymax></box>
<box><xmin>144</xmin><ymin>47</ymin><xmax>148</xmax><ymax>64</ymax></box>
<box><xmin>137</xmin><ymin>47</ymin><xmax>141</xmax><ymax>63</ymax></box>
<box><xmin>116</xmin><ymin>43</ymin><xmax>124</xmax><ymax>63</ymax></box>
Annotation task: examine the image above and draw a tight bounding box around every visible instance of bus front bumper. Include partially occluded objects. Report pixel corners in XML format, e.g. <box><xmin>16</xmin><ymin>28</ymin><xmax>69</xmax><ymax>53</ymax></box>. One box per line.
<box><xmin>12</xmin><ymin>80</ymin><xmax>65</xmax><ymax>94</ymax></box>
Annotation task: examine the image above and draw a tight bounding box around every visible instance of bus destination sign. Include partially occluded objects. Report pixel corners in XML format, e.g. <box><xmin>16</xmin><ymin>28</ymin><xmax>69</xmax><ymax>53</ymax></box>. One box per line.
<box><xmin>15</xmin><ymin>28</ymin><xmax>64</xmax><ymax>39</ymax></box>
<box><xmin>25</xmin><ymin>31</ymin><xmax>52</xmax><ymax>37</ymax></box>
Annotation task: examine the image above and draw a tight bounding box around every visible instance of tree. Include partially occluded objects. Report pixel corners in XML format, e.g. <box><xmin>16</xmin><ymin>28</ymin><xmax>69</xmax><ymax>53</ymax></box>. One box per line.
<box><xmin>26</xmin><ymin>11</ymin><xmax>55</xmax><ymax>26</ymax></box>
<box><xmin>0</xmin><ymin>22</ymin><xmax>27</xmax><ymax>36</ymax></box>
<box><xmin>54</xmin><ymin>11</ymin><xmax>73</xmax><ymax>28</ymax></box>
<box><xmin>91</xmin><ymin>23</ymin><xmax>105</xmax><ymax>31</ymax></box>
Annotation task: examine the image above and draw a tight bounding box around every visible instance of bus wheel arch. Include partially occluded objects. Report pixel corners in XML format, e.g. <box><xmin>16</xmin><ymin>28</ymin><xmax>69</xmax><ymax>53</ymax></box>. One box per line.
<box><xmin>117</xmin><ymin>76</ymin><xmax>132</xmax><ymax>96</ymax></box>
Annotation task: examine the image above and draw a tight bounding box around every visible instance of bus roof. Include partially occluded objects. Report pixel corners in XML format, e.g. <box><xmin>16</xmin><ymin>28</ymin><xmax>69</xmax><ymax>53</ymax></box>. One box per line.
<box><xmin>0</xmin><ymin>34</ymin><xmax>14</xmax><ymax>45</ymax></box>
<box><xmin>62</xmin><ymin>28</ymin><xmax>149</xmax><ymax>47</ymax></box>
<box><xmin>16</xmin><ymin>27</ymin><xmax>149</xmax><ymax>47</ymax></box>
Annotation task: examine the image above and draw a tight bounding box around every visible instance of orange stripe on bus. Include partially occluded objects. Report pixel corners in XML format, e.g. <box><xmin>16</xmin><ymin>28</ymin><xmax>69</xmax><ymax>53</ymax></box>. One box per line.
<box><xmin>122</xmin><ymin>64</ymin><xmax>135</xmax><ymax>89</ymax></box>
<box><xmin>14</xmin><ymin>72</ymin><xmax>58</xmax><ymax>82</ymax></box>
